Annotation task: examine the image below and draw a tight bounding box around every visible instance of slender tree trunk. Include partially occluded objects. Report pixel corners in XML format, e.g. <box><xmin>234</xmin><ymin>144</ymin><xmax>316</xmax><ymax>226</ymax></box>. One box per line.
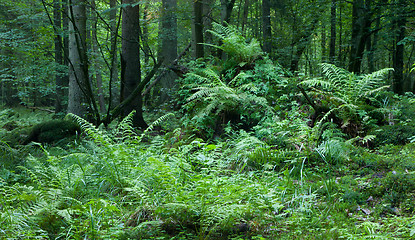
<box><xmin>68</xmin><ymin>0</ymin><xmax>88</xmax><ymax>117</ymax></box>
<box><xmin>393</xmin><ymin>17</ymin><xmax>406</xmax><ymax>94</ymax></box>
<box><xmin>192</xmin><ymin>0</ymin><xmax>204</xmax><ymax>58</ymax></box>
<box><xmin>290</xmin><ymin>20</ymin><xmax>318</xmax><ymax>72</ymax></box>
<box><xmin>121</xmin><ymin>0</ymin><xmax>146</xmax><ymax>128</ymax></box>
<box><xmin>241</xmin><ymin>0</ymin><xmax>249</xmax><ymax>33</ymax></box>
<box><xmin>366</xmin><ymin>34</ymin><xmax>374</xmax><ymax>72</ymax></box>
<box><xmin>53</xmin><ymin>0</ymin><xmax>65</xmax><ymax>113</ymax></box>
<box><xmin>159</xmin><ymin>0</ymin><xmax>178</xmax><ymax>102</ymax></box>
<box><xmin>348</xmin><ymin>0</ymin><xmax>372</xmax><ymax>74</ymax></box>
<box><xmin>329</xmin><ymin>0</ymin><xmax>336</xmax><ymax>63</ymax></box>
<box><xmin>321</xmin><ymin>23</ymin><xmax>327</xmax><ymax>62</ymax></box>
<box><xmin>220</xmin><ymin>0</ymin><xmax>236</xmax><ymax>24</ymax></box>
<box><xmin>262</xmin><ymin>0</ymin><xmax>272</xmax><ymax>54</ymax></box>
<box><xmin>141</xmin><ymin>3</ymin><xmax>150</xmax><ymax>64</ymax></box>
<box><xmin>203</xmin><ymin>0</ymin><xmax>214</xmax><ymax>55</ymax></box>
<box><xmin>91</xmin><ymin>0</ymin><xmax>106</xmax><ymax>114</ymax></box>
<box><xmin>338</xmin><ymin>2</ymin><xmax>343</xmax><ymax>67</ymax></box>
<box><xmin>109</xmin><ymin>0</ymin><xmax>119</xmax><ymax>107</ymax></box>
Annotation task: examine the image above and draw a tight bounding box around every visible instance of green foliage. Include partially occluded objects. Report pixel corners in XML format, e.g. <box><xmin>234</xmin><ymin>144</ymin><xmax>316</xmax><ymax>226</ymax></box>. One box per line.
<box><xmin>300</xmin><ymin>63</ymin><xmax>393</xmax><ymax>131</ymax></box>
<box><xmin>205</xmin><ymin>23</ymin><xmax>263</xmax><ymax>64</ymax></box>
<box><xmin>185</xmin><ymin>68</ymin><xmax>273</xmax><ymax>124</ymax></box>
<box><xmin>369</xmin><ymin>123</ymin><xmax>415</xmax><ymax>148</ymax></box>
<box><xmin>178</xmin><ymin>25</ymin><xmax>287</xmax><ymax>138</ymax></box>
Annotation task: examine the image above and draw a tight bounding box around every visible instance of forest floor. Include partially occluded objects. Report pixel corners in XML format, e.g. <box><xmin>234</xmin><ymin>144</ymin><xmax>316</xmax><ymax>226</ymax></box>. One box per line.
<box><xmin>1</xmin><ymin>107</ymin><xmax>415</xmax><ymax>239</ymax></box>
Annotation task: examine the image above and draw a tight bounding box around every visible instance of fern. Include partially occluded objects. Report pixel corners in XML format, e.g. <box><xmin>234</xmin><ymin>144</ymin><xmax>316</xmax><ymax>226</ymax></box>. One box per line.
<box><xmin>113</xmin><ymin>110</ymin><xmax>137</xmax><ymax>143</ymax></box>
<box><xmin>205</xmin><ymin>23</ymin><xmax>263</xmax><ymax>63</ymax></box>
<box><xmin>186</xmin><ymin>69</ymin><xmax>273</xmax><ymax>119</ymax></box>
<box><xmin>302</xmin><ymin>63</ymin><xmax>392</xmax><ymax>106</ymax></box>
<box><xmin>66</xmin><ymin>113</ymin><xmax>113</xmax><ymax>146</ymax></box>
<box><xmin>301</xmin><ymin>64</ymin><xmax>392</xmax><ymax>134</ymax></box>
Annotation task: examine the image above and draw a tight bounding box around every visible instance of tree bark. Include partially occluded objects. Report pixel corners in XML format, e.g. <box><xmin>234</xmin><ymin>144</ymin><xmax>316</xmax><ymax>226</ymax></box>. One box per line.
<box><xmin>329</xmin><ymin>0</ymin><xmax>336</xmax><ymax>63</ymax></box>
<box><xmin>393</xmin><ymin>16</ymin><xmax>406</xmax><ymax>94</ymax></box>
<box><xmin>159</xmin><ymin>0</ymin><xmax>178</xmax><ymax>102</ymax></box>
<box><xmin>53</xmin><ymin>0</ymin><xmax>65</xmax><ymax>113</ymax></box>
<box><xmin>91</xmin><ymin>0</ymin><xmax>106</xmax><ymax>114</ymax></box>
<box><xmin>321</xmin><ymin>23</ymin><xmax>327</xmax><ymax>62</ymax></box>
<box><xmin>67</xmin><ymin>0</ymin><xmax>88</xmax><ymax>117</ymax></box>
<box><xmin>203</xmin><ymin>0</ymin><xmax>214</xmax><ymax>55</ymax></box>
<box><xmin>290</xmin><ymin>20</ymin><xmax>318</xmax><ymax>72</ymax></box>
<box><xmin>262</xmin><ymin>0</ymin><xmax>272</xmax><ymax>54</ymax></box>
<box><xmin>192</xmin><ymin>0</ymin><xmax>204</xmax><ymax>58</ymax></box>
<box><xmin>121</xmin><ymin>0</ymin><xmax>146</xmax><ymax>128</ymax></box>
<box><xmin>109</xmin><ymin>0</ymin><xmax>119</xmax><ymax>108</ymax></box>
<box><xmin>220</xmin><ymin>0</ymin><xmax>236</xmax><ymax>24</ymax></box>
<box><xmin>241</xmin><ymin>0</ymin><xmax>249</xmax><ymax>33</ymax></box>
<box><xmin>348</xmin><ymin>0</ymin><xmax>372</xmax><ymax>74</ymax></box>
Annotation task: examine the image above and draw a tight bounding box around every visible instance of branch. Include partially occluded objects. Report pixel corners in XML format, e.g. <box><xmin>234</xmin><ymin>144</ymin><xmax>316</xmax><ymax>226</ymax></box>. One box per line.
<box><xmin>142</xmin><ymin>42</ymin><xmax>191</xmax><ymax>96</ymax></box>
<box><xmin>102</xmin><ymin>58</ymin><xmax>164</xmax><ymax>125</ymax></box>
<box><xmin>298</xmin><ymin>85</ymin><xmax>318</xmax><ymax>112</ymax></box>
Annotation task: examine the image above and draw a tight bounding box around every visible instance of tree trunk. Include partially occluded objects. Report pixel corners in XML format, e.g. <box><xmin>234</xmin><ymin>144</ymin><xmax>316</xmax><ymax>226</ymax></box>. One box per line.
<box><xmin>141</xmin><ymin>3</ymin><xmax>150</xmax><ymax>64</ymax></box>
<box><xmin>91</xmin><ymin>0</ymin><xmax>106</xmax><ymax>114</ymax></box>
<box><xmin>290</xmin><ymin>20</ymin><xmax>318</xmax><ymax>72</ymax></box>
<box><xmin>109</xmin><ymin>0</ymin><xmax>119</xmax><ymax>108</ymax></box>
<box><xmin>393</xmin><ymin>16</ymin><xmax>406</xmax><ymax>94</ymax></box>
<box><xmin>53</xmin><ymin>0</ymin><xmax>65</xmax><ymax>113</ymax></box>
<box><xmin>220</xmin><ymin>0</ymin><xmax>236</xmax><ymax>24</ymax></box>
<box><xmin>241</xmin><ymin>0</ymin><xmax>249</xmax><ymax>33</ymax></box>
<box><xmin>192</xmin><ymin>0</ymin><xmax>204</xmax><ymax>58</ymax></box>
<box><xmin>121</xmin><ymin>0</ymin><xmax>146</xmax><ymax>128</ymax></box>
<box><xmin>262</xmin><ymin>0</ymin><xmax>272</xmax><ymax>54</ymax></box>
<box><xmin>329</xmin><ymin>0</ymin><xmax>336</xmax><ymax>63</ymax></box>
<box><xmin>159</xmin><ymin>0</ymin><xmax>178</xmax><ymax>102</ymax></box>
<box><xmin>348</xmin><ymin>0</ymin><xmax>372</xmax><ymax>74</ymax></box>
<box><xmin>321</xmin><ymin>23</ymin><xmax>327</xmax><ymax>62</ymax></box>
<box><xmin>67</xmin><ymin>0</ymin><xmax>88</xmax><ymax>117</ymax></box>
<box><xmin>203</xmin><ymin>0</ymin><xmax>214</xmax><ymax>55</ymax></box>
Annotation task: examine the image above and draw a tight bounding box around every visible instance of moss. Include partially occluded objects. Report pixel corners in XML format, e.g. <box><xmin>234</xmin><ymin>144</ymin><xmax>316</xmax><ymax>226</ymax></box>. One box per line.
<box><xmin>24</xmin><ymin>120</ymin><xmax>81</xmax><ymax>145</ymax></box>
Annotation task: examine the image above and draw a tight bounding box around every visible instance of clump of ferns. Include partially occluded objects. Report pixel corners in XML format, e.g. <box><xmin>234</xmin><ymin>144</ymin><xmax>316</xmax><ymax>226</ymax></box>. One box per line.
<box><xmin>0</xmin><ymin>168</ymin><xmax>73</xmax><ymax>238</ymax></box>
<box><xmin>66</xmin><ymin>111</ymin><xmax>173</xmax><ymax>189</ymax></box>
<box><xmin>300</xmin><ymin>63</ymin><xmax>393</xmax><ymax>139</ymax></box>
<box><xmin>205</xmin><ymin>22</ymin><xmax>263</xmax><ymax>65</ymax></box>
<box><xmin>67</xmin><ymin>111</ymin><xmax>173</xmax><ymax>146</ymax></box>
<box><xmin>185</xmin><ymin>68</ymin><xmax>274</xmax><ymax>129</ymax></box>
<box><xmin>223</xmin><ymin>130</ymin><xmax>274</xmax><ymax>171</ymax></box>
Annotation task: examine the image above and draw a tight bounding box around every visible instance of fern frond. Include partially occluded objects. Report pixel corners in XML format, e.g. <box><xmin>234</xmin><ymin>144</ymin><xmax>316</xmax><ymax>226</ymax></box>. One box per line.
<box><xmin>300</xmin><ymin>78</ymin><xmax>336</xmax><ymax>91</ymax></box>
<box><xmin>320</xmin><ymin>63</ymin><xmax>350</xmax><ymax>85</ymax></box>
<box><xmin>66</xmin><ymin>113</ymin><xmax>112</xmax><ymax>145</ymax></box>
<box><xmin>140</xmin><ymin>113</ymin><xmax>174</xmax><ymax>140</ymax></box>
<box><xmin>114</xmin><ymin>110</ymin><xmax>138</xmax><ymax>142</ymax></box>
<box><xmin>206</xmin><ymin>22</ymin><xmax>262</xmax><ymax>63</ymax></box>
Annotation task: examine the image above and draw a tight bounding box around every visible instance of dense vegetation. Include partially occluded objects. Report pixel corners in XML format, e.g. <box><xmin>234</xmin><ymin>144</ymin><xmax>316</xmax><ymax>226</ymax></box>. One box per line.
<box><xmin>1</xmin><ymin>26</ymin><xmax>415</xmax><ymax>239</ymax></box>
<box><xmin>1</xmin><ymin>0</ymin><xmax>415</xmax><ymax>239</ymax></box>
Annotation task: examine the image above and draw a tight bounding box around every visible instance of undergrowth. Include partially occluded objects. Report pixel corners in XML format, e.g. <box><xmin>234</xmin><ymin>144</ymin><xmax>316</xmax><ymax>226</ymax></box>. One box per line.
<box><xmin>1</xmin><ymin>25</ymin><xmax>415</xmax><ymax>240</ymax></box>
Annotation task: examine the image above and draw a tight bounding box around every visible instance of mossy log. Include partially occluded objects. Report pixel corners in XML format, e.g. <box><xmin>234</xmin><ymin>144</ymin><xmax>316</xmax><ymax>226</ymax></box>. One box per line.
<box><xmin>24</xmin><ymin>120</ymin><xmax>81</xmax><ymax>144</ymax></box>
